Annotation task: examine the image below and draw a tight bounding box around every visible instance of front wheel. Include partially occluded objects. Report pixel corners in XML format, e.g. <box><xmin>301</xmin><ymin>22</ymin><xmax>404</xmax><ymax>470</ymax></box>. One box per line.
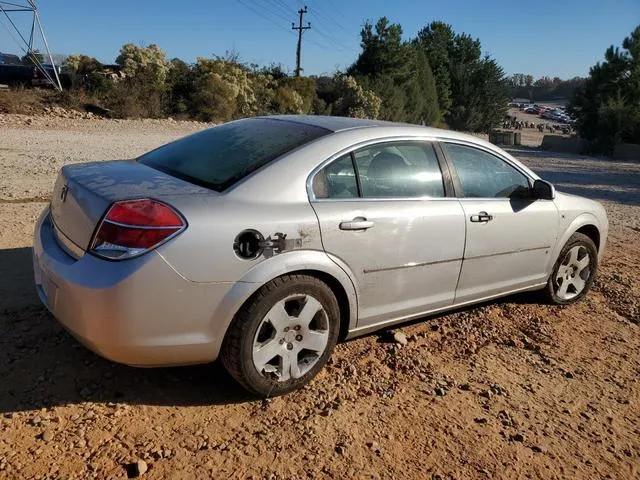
<box><xmin>221</xmin><ymin>274</ymin><xmax>340</xmax><ymax>397</ymax></box>
<box><xmin>545</xmin><ymin>232</ymin><xmax>598</xmax><ymax>305</ymax></box>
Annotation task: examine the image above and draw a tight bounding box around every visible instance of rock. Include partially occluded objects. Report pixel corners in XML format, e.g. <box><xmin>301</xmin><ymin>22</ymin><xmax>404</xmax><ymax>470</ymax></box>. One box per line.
<box><xmin>393</xmin><ymin>332</ymin><xmax>408</xmax><ymax>346</ymax></box>
<box><xmin>479</xmin><ymin>390</ymin><xmax>493</xmax><ymax>400</ymax></box>
<box><xmin>474</xmin><ymin>417</ymin><xmax>488</xmax><ymax>424</ymax></box>
<box><xmin>459</xmin><ymin>383</ymin><xmax>471</xmax><ymax>391</ymax></box>
<box><xmin>41</xmin><ymin>430</ymin><xmax>53</xmax><ymax>442</ymax></box>
<box><xmin>31</xmin><ymin>416</ymin><xmax>42</xmax><ymax>426</ymax></box>
<box><xmin>127</xmin><ymin>460</ymin><xmax>148</xmax><ymax>477</ymax></box>
<box><xmin>335</xmin><ymin>445</ymin><xmax>345</xmax><ymax>455</ymax></box>
<box><xmin>564</xmin><ymin>371</ymin><xmax>574</xmax><ymax>379</ymax></box>
<box><xmin>531</xmin><ymin>445</ymin><xmax>543</xmax><ymax>453</ymax></box>
<box><xmin>434</xmin><ymin>387</ymin><xmax>446</xmax><ymax>397</ymax></box>
<box><xmin>511</xmin><ymin>433</ymin><xmax>525</xmax><ymax>442</ymax></box>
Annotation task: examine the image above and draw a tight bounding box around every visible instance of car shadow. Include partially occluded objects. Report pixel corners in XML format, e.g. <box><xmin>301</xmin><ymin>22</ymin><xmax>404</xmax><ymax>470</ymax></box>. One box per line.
<box><xmin>0</xmin><ymin>247</ymin><xmax>255</xmax><ymax>414</ymax></box>
<box><xmin>0</xmin><ymin>246</ymin><xmax>548</xmax><ymax>414</ymax></box>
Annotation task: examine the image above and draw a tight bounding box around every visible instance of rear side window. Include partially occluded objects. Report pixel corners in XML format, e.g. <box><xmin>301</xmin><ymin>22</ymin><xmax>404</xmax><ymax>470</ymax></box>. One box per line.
<box><xmin>139</xmin><ymin>118</ymin><xmax>330</xmax><ymax>192</ymax></box>
<box><xmin>313</xmin><ymin>142</ymin><xmax>445</xmax><ymax>200</ymax></box>
<box><xmin>313</xmin><ymin>155</ymin><xmax>358</xmax><ymax>199</ymax></box>
<box><xmin>354</xmin><ymin>143</ymin><xmax>444</xmax><ymax>198</ymax></box>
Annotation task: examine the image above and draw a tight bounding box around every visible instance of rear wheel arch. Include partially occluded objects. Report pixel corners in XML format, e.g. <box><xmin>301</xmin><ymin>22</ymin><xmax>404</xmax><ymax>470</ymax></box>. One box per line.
<box><xmin>228</xmin><ymin>269</ymin><xmax>352</xmax><ymax>342</ymax></box>
<box><xmin>220</xmin><ymin>272</ymin><xmax>343</xmax><ymax>395</ymax></box>
<box><xmin>286</xmin><ymin>269</ymin><xmax>352</xmax><ymax>341</ymax></box>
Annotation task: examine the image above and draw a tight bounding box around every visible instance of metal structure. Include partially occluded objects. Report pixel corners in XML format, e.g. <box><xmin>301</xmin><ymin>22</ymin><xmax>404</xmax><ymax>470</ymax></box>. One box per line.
<box><xmin>292</xmin><ymin>6</ymin><xmax>310</xmax><ymax>77</ymax></box>
<box><xmin>0</xmin><ymin>0</ymin><xmax>62</xmax><ymax>90</ymax></box>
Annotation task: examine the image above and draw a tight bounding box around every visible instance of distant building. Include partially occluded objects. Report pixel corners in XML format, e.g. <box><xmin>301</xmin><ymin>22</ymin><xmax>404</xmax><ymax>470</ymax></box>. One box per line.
<box><xmin>512</xmin><ymin>97</ymin><xmax>530</xmax><ymax>104</ymax></box>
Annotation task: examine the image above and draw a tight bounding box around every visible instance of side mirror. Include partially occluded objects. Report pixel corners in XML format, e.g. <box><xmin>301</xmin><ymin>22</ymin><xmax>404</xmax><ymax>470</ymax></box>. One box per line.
<box><xmin>533</xmin><ymin>179</ymin><xmax>555</xmax><ymax>200</ymax></box>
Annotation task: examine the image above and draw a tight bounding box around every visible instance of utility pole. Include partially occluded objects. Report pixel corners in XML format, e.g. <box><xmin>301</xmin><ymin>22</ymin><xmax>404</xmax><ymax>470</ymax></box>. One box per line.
<box><xmin>292</xmin><ymin>6</ymin><xmax>310</xmax><ymax>77</ymax></box>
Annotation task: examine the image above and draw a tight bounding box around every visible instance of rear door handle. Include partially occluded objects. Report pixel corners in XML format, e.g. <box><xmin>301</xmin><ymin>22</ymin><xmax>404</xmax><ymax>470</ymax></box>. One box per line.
<box><xmin>470</xmin><ymin>211</ymin><xmax>493</xmax><ymax>223</ymax></box>
<box><xmin>339</xmin><ymin>217</ymin><xmax>375</xmax><ymax>231</ymax></box>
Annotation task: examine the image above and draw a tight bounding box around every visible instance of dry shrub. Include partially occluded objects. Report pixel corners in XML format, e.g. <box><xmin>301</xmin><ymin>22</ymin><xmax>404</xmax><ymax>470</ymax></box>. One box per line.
<box><xmin>0</xmin><ymin>87</ymin><xmax>47</xmax><ymax>114</ymax></box>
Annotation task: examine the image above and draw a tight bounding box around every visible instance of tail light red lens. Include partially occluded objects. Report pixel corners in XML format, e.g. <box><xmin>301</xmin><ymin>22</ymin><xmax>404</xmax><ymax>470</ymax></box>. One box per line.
<box><xmin>90</xmin><ymin>199</ymin><xmax>186</xmax><ymax>260</ymax></box>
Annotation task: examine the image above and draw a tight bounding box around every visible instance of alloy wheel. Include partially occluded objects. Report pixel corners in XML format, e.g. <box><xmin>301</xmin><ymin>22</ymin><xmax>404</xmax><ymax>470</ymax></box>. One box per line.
<box><xmin>252</xmin><ymin>294</ymin><xmax>329</xmax><ymax>382</ymax></box>
<box><xmin>554</xmin><ymin>245</ymin><xmax>591</xmax><ymax>300</ymax></box>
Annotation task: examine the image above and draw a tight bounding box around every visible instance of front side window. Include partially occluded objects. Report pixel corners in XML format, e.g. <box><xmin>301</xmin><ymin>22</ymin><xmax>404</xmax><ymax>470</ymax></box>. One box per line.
<box><xmin>443</xmin><ymin>143</ymin><xmax>531</xmax><ymax>198</ymax></box>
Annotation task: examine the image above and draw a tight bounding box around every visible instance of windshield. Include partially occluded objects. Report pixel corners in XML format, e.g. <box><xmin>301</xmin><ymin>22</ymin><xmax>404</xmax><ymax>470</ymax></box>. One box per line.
<box><xmin>138</xmin><ymin>118</ymin><xmax>331</xmax><ymax>192</ymax></box>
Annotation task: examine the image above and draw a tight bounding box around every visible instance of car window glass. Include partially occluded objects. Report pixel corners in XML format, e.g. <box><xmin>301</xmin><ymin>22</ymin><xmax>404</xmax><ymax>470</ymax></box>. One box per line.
<box><xmin>139</xmin><ymin>118</ymin><xmax>330</xmax><ymax>192</ymax></box>
<box><xmin>313</xmin><ymin>154</ymin><xmax>358</xmax><ymax>199</ymax></box>
<box><xmin>354</xmin><ymin>143</ymin><xmax>445</xmax><ymax>198</ymax></box>
<box><xmin>443</xmin><ymin>143</ymin><xmax>530</xmax><ymax>198</ymax></box>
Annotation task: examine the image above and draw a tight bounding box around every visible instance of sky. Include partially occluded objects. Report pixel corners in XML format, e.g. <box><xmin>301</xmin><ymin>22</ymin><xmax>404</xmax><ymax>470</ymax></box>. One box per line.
<box><xmin>1</xmin><ymin>0</ymin><xmax>639</xmax><ymax>79</ymax></box>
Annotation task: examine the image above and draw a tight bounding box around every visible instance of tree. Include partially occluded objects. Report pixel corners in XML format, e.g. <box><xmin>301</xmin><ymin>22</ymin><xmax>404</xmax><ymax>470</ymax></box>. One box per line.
<box><xmin>569</xmin><ymin>25</ymin><xmax>640</xmax><ymax>153</ymax></box>
<box><xmin>414</xmin><ymin>22</ymin><xmax>454</xmax><ymax>116</ymax></box>
<box><xmin>21</xmin><ymin>50</ymin><xmax>44</xmax><ymax>66</ymax></box>
<box><xmin>331</xmin><ymin>75</ymin><xmax>381</xmax><ymax>119</ymax></box>
<box><xmin>64</xmin><ymin>54</ymin><xmax>103</xmax><ymax>75</ymax></box>
<box><xmin>404</xmin><ymin>49</ymin><xmax>440</xmax><ymax>125</ymax></box>
<box><xmin>105</xmin><ymin>44</ymin><xmax>169</xmax><ymax>118</ymax></box>
<box><xmin>115</xmin><ymin>43</ymin><xmax>167</xmax><ymax>88</ymax></box>
<box><xmin>349</xmin><ymin>17</ymin><xmax>440</xmax><ymax>124</ymax></box>
<box><xmin>165</xmin><ymin>58</ymin><xmax>194</xmax><ymax>115</ymax></box>
<box><xmin>415</xmin><ymin>21</ymin><xmax>507</xmax><ymax>131</ymax></box>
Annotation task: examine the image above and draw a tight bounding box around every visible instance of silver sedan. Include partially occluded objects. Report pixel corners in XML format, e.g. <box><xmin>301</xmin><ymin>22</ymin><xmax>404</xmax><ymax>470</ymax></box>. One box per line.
<box><xmin>32</xmin><ymin>116</ymin><xmax>608</xmax><ymax>395</ymax></box>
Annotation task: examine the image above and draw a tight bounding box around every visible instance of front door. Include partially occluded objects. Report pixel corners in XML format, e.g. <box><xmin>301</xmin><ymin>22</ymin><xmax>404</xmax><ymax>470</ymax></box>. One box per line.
<box><xmin>310</xmin><ymin>141</ymin><xmax>466</xmax><ymax>327</ymax></box>
<box><xmin>441</xmin><ymin>141</ymin><xmax>559</xmax><ymax>304</ymax></box>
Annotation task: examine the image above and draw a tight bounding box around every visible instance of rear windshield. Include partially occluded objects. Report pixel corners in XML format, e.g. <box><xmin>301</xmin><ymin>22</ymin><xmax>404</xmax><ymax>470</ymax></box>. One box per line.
<box><xmin>138</xmin><ymin>118</ymin><xmax>330</xmax><ymax>192</ymax></box>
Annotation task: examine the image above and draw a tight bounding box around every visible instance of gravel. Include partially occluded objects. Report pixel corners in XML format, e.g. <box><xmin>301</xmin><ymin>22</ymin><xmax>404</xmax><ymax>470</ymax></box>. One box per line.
<box><xmin>0</xmin><ymin>113</ymin><xmax>638</xmax><ymax>479</ymax></box>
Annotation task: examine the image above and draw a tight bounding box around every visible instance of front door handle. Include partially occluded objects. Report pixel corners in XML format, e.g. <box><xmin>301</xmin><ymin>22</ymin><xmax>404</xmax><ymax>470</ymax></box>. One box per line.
<box><xmin>339</xmin><ymin>217</ymin><xmax>375</xmax><ymax>231</ymax></box>
<box><xmin>470</xmin><ymin>211</ymin><xmax>493</xmax><ymax>223</ymax></box>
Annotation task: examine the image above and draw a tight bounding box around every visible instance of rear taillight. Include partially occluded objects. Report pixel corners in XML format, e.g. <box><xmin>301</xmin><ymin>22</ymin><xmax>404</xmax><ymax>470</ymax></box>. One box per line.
<box><xmin>90</xmin><ymin>199</ymin><xmax>186</xmax><ymax>260</ymax></box>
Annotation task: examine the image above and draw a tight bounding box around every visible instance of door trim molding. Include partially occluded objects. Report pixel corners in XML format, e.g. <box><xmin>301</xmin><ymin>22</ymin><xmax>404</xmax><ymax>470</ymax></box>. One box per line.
<box><xmin>363</xmin><ymin>257</ymin><xmax>462</xmax><ymax>274</ymax></box>
<box><xmin>465</xmin><ymin>245</ymin><xmax>551</xmax><ymax>261</ymax></box>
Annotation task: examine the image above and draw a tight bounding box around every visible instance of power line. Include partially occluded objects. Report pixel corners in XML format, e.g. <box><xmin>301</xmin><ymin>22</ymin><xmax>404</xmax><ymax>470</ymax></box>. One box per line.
<box><xmin>262</xmin><ymin>0</ymin><xmax>293</xmax><ymax>18</ymax></box>
<box><xmin>235</xmin><ymin>0</ymin><xmax>294</xmax><ymax>37</ymax></box>
<box><xmin>308</xmin><ymin>12</ymin><xmax>351</xmax><ymax>51</ymax></box>
<box><xmin>306</xmin><ymin>0</ymin><xmax>352</xmax><ymax>33</ymax></box>
<box><xmin>255</xmin><ymin>0</ymin><xmax>291</xmax><ymax>23</ymax></box>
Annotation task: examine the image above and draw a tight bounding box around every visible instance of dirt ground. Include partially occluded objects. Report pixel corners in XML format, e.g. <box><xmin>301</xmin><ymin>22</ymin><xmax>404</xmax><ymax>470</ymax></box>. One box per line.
<box><xmin>0</xmin><ymin>114</ymin><xmax>638</xmax><ymax>480</ymax></box>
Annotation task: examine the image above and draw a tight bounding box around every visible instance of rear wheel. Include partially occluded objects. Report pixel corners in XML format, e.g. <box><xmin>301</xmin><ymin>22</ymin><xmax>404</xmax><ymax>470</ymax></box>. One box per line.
<box><xmin>221</xmin><ymin>274</ymin><xmax>340</xmax><ymax>397</ymax></box>
<box><xmin>545</xmin><ymin>233</ymin><xmax>598</xmax><ymax>305</ymax></box>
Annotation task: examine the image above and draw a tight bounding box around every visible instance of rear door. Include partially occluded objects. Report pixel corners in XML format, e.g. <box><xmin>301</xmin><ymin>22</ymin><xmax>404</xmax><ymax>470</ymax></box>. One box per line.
<box><xmin>310</xmin><ymin>140</ymin><xmax>466</xmax><ymax>328</ymax></box>
<box><xmin>440</xmin><ymin>141</ymin><xmax>559</xmax><ymax>304</ymax></box>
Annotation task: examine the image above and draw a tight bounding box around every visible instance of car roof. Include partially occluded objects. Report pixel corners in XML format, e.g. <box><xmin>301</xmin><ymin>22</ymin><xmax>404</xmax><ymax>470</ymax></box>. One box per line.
<box><xmin>255</xmin><ymin>115</ymin><xmax>481</xmax><ymax>143</ymax></box>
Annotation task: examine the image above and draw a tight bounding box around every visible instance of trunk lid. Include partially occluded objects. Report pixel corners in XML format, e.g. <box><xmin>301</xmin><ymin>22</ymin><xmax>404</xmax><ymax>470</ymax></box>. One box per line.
<box><xmin>50</xmin><ymin>160</ymin><xmax>214</xmax><ymax>255</ymax></box>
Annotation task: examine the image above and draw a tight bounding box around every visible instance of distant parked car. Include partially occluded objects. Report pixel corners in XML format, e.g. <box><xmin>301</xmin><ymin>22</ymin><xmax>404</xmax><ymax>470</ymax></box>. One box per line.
<box><xmin>0</xmin><ymin>52</ymin><xmax>21</xmax><ymax>65</ymax></box>
<box><xmin>33</xmin><ymin>116</ymin><xmax>609</xmax><ymax>396</ymax></box>
<box><xmin>524</xmin><ymin>107</ymin><xmax>537</xmax><ymax>114</ymax></box>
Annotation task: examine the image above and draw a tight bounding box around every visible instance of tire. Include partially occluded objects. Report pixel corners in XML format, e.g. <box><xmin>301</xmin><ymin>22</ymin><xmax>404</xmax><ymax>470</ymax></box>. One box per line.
<box><xmin>544</xmin><ymin>232</ymin><xmax>598</xmax><ymax>305</ymax></box>
<box><xmin>220</xmin><ymin>274</ymin><xmax>340</xmax><ymax>397</ymax></box>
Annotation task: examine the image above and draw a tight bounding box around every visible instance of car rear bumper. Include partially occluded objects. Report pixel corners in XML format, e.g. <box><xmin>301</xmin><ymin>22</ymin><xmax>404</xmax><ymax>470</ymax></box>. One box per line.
<box><xmin>33</xmin><ymin>207</ymin><xmax>234</xmax><ymax>367</ymax></box>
